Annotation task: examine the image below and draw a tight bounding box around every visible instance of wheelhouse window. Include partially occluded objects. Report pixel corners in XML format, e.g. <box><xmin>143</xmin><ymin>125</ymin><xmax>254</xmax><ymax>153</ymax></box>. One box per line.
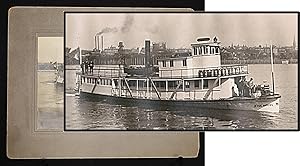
<box><xmin>211</xmin><ymin>47</ymin><xmax>215</xmax><ymax>54</ymax></box>
<box><xmin>194</xmin><ymin>47</ymin><xmax>197</xmax><ymax>55</ymax></box>
<box><xmin>162</xmin><ymin>60</ymin><xmax>166</xmax><ymax>67</ymax></box>
<box><xmin>183</xmin><ymin>59</ymin><xmax>187</xmax><ymax>66</ymax></box>
<box><xmin>170</xmin><ymin>60</ymin><xmax>174</xmax><ymax>67</ymax></box>
<box><xmin>216</xmin><ymin>47</ymin><xmax>220</xmax><ymax>54</ymax></box>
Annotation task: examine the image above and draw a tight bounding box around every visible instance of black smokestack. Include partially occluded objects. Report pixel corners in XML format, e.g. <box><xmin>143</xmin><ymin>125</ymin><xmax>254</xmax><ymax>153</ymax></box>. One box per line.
<box><xmin>145</xmin><ymin>40</ymin><xmax>151</xmax><ymax>76</ymax></box>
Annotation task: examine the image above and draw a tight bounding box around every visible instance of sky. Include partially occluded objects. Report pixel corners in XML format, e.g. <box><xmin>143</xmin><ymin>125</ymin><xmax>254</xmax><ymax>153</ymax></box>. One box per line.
<box><xmin>66</xmin><ymin>13</ymin><xmax>298</xmax><ymax>50</ymax></box>
<box><xmin>38</xmin><ymin>37</ymin><xmax>64</xmax><ymax>63</ymax></box>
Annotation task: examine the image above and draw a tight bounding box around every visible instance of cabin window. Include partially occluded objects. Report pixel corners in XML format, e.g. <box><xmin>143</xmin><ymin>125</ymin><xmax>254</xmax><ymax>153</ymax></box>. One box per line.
<box><xmin>183</xmin><ymin>59</ymin><xmax>187</xmax><ymax>66</ymax></box>
<box><xmin>160</xmin><ymin>81</ymin><xmax>166</xmax><ymax>89</ymax></box>
<box><xmin>194</xmin><ymin>47</ymin><xmax>197</xmax><ymax>55</ymax></box>
<box><xmin>170</xmin><ymin>60</ymin><xmax>174</xmax><ymax>67</ymax></box>
<box><xmin>97</xmin><ymin>79</ymin><xmax>100</xmax><ymax>84</ymax></box>
<box><xmin>108</xmin><ymin>79</ymin><xmax>111</xmax><ymax>85</ymax></box>
<box><xmin>199</xmin><ymin>47</ymin><xmax>202</xmax><ymax>54</ymax></box>
<box><xmin>155</xmin><ymin>81</ymin><xmax>166</xmax><ymax>90</ymax></box>
<box><xmin>194</xmin><ymin>80</ymin><xmax>203</xmax><ymax>89</ymax></box>
<box><xmin>129</xmin><ymin>80</ymin><xmax>136</xmax><ymax>87</ymax></box>
<box><xmin>138</xmin><ymin>80</ymin><xmax>145</xmax><ymax>88</ymax></box>
<box><xmin>185</xmin><ymin>81</ymin><xmax>190</xmax><ymax>89</ymax></box>
<box><xmin>168</xmin><ymin>81</ymin><xmax>176</xmax><ymax>89</ymax></box>
<box><xmin>203</xmin><ymin>79</ymin><xmax>209</xmax><ymax>89</ymax></box>
<box><xmin>162</xmin><ymin>60</ymin><xmax>166</xmax><ymax>67</ymax></box>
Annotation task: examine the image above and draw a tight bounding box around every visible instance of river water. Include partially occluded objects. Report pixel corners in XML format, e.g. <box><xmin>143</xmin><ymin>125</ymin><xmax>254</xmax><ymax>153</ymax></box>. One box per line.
<box><xmin>38</xmin><ymin>64</ymin><xmax>298</xmax><ymax>130</ymax></box>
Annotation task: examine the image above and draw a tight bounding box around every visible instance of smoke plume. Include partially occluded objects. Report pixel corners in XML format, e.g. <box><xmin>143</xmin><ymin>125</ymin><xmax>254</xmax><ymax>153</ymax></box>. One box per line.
<box><xmin>96</xmin><ymin>15</ymin><xmax>134</xmax><ymax>36</ymax></box>
<box><xmin>120</xmin><ymin>15</ymin><xmax>134</xmax><ymax>33</ymax></box>
<box><xmin>96</xmin><ymin>27</ymin><xmax>118</xmax><ymax>36</ymax></box>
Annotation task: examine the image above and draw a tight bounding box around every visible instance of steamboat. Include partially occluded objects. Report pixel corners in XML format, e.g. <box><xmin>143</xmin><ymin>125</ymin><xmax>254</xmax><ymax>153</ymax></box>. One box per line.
<box><xmin>51</xmin><ymin>61</ymin><xmax>64</xmax><ymax>85</ymax></box>
<box><xmin>75</xmin><ymin>37</ymin><xmax>281</xmax><ymax>112</ymax></box>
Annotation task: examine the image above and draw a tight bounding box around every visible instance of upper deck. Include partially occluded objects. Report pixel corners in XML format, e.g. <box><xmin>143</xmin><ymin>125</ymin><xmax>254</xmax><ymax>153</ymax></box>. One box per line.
<box><xmin>80</xmin><ymin>63</ymin><xmax>248</xmax><ymax>80</ymax></box>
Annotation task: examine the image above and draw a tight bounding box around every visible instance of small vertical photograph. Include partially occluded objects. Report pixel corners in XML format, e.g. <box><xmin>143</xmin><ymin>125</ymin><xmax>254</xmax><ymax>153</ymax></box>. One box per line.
<box><xmin>65</xmin><ymin>13</ymin><xmax>298</xmax><ymax>131</ymax></box>
<box><xmin>37</xmin><ymin>37</ymin><xmax>64</xmax><ymax>130</ymax></box>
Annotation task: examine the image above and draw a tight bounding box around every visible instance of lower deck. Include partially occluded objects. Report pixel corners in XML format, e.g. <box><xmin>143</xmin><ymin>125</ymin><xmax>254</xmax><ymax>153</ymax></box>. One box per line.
<box><xmin>78</xmin><ymin>73</ymin><xmax>247</xmax><ymax>101</ymax></box>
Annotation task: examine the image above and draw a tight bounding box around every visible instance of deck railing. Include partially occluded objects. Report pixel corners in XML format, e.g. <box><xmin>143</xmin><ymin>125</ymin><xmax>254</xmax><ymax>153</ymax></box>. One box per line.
<box><xmin>80</xmin><ymin>64</ymin><xmax>248</xmax><ymax>79</ymax></box>
<box><xmin>159</xmin><ymin>64</ymin><xmax>248</xmax><ymax>78</ymax></box>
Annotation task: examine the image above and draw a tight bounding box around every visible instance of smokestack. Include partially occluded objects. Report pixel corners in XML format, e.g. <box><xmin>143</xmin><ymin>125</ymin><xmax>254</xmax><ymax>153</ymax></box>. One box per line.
<box><xmin>101</xmin><ymin>35</ymin><xmax>104</xmax><ymax>51</ymax></box>
<box><xmin>145</xmin><ymin>40</ymin><xmax>151</xmax><ymax>76</ymax></box>
<box><xmin>97</xmin><ymin>36</ymin><xmax>100</xmax><ymax>51</ymax></box>
<box><xmin>145</xmin><ymin>40</ymin><xmax>150</xmax><ymax>68</ymax></box>
<box><xmin>94</xmin><ymin>36</ymin><xmax>97</xmax><ymax>50</ymax></box>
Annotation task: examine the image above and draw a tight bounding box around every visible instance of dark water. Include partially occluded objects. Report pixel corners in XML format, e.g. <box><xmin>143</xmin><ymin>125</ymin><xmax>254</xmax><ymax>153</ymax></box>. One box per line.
<box><xmin>64</xmin><ymin>64</ymin><xmax>298</xmax><ymax>130</ymax></box>
<box><xmin>37</xmin><ymin>71</ymin><xmax>64</xmax><ymax>130</ymax></box>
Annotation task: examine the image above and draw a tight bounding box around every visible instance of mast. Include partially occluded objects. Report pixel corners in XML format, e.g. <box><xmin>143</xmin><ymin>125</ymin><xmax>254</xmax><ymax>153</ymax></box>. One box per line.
<box><xmin>270</xmin><ymin>43</ymin><xmax>275</xmax><ymax>94</ymax></box>
<box><xmin>79</xmin><ymin>46</ymin><xmax>82</xmax><ymax>65</ymax></box>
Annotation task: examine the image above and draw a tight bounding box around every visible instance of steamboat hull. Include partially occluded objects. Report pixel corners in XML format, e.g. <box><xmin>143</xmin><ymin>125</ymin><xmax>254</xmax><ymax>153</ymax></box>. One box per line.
<box><xmin>80</xmin><ymin>92</ymin><xmax>280</xmax><ymax>112</ymax></box>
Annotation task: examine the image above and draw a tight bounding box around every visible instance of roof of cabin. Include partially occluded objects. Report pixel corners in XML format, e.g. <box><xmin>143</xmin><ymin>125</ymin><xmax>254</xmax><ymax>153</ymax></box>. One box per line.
<box><xmin>157</xmin><ymin>52</ymin><xmax>191</xmax><ymax>61</ymax></box>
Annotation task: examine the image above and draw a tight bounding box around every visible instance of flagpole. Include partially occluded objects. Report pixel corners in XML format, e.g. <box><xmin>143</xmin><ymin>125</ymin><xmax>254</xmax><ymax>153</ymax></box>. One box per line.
<box><xmin>79</xmin><ymin>47</ymin><xmax>82</xmax><ymax>65</ymax></box>
<box><xmin>270</xmin><ymin>42</ymin><xmax>275</xmax><ymax>94</ymax></box>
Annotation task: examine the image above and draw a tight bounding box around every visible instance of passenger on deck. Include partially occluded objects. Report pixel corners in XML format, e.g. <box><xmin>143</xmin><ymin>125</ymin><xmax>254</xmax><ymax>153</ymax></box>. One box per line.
<box><xmin>232</xmin><ymin>83</ymin><xmax>239</xmax><ymax>97</ymax></box>
<box><xmin>85</xmin><ymin>60</ymin><xmax>89</xmax><ymax>74</ymax></box>
<box><xmin>80</xmin><ymin>62</ymin><xmax>85</xmax><ymax>74</ymax></box>
<box><xmin>242</xmin><ymin>77</ymin><xmax>249</xmax><ymax>96</ymax></box>
<box><xmin>89</xmin><ymin>61</ymin><xmax>94</xmax><ymax>74</ymax></box>
<box><xmin>247</xmin><ymin>78</ymin><xmax>254</xmax><ymax>96</ymax></box>
<box><xmin>237</xmin><ymin>77</ymin><xmax>245</xmax><ymax>96</ymax></box>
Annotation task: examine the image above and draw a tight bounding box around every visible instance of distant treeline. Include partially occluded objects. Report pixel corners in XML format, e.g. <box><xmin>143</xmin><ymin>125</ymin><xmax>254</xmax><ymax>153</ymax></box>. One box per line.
<box><xmin>38</xmin><ymin>63</ymin><xmax>56</xmax><ymax>70</ymax></box>
<box><xmin>222</xmin><ymin>59</ymin><xmax>298</xmax><ymax>65</ymax></box>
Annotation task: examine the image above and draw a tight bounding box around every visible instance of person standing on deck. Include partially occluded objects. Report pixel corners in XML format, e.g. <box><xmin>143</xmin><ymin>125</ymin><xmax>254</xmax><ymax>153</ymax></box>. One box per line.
<box><xmin>232</xmin><ymin>83</ymin><xmax>239</xmax><ymax>97</ymax></box>
<box><xmin>85</xmin><ymin>59</ymin><xmax>89</xmax><ymax>74</ymax></box>
<box><xmin>80</xmin><ymin>62</ymin><xmax>85</xmax><ymax>75</ymax></box>
<box><xmin>238</xmin><ymin>77</ymin><xmax>244</xmax><ymax>96</ymax></box>
<box><xmin>247</xmin><ymin>78</ymin><xmax>254</xmax><ymax>96</ymax></box>
<box><xmin>242</xmin><ymin>77</ymin><xmax>249</xmax><ymax>97</ymax></box>
<box><xmin>89</xmin><ymin>61</ymin><xmax>94</xmax><ymax>74</ymax></box>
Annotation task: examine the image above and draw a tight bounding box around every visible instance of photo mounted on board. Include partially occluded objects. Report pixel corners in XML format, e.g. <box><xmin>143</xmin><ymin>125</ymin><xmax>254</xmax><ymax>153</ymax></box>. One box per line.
<box><xmin>65</xmin><ymin>13</ymin><xmax>298</xmax><ymax>131</ymax></box>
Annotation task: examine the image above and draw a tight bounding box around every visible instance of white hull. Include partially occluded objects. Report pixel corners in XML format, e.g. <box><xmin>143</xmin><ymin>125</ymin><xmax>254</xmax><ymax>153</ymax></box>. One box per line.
<box><xmin>80</xmin><ymin>89</ymin><xmax>281</xmax><ymax>112</ymax></box>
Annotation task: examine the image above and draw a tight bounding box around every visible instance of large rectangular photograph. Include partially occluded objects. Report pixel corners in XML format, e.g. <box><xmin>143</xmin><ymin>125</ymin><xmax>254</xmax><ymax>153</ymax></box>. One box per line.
<box><xmin>65</xmin><ymin>13</ymin><xmax>298</xmax><ymax>130</ymax></box>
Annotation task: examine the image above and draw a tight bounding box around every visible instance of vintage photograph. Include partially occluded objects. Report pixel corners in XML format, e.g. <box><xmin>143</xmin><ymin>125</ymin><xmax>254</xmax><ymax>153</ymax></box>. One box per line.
<box><xmin>65</xmin><ymin>13</ymin><xmax>298</xmax><ymax>130</ymax></box>
<box><xmin>37</xmin><ymin>37</ymin><xmax>64</xmax><ymax>130</ymax></box>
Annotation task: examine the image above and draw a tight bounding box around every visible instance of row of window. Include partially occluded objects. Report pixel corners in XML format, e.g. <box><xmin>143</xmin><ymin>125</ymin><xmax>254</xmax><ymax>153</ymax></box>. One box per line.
<box><xmin>82</xmin><ymin>77</ymin><xmax>112</xmax><ymax>86</ymax></box>
<box><xmin>82</xmin><ymin>77</ymin><xmax>210</xmax><ymax>90</ymax></box>
<box><xmin>162</xmin><ymin>59</ymin><xmax>187</xmax><ymax>68</ymax></box>
<box><xmin>193</xmin><ymin>46</ymin><xmax>220</xmax><ymax>55</ymax></box>
<box><xmin>154</xmin><ymin>80</ymin><xmax>209</xmax><ymax>90</ymax></box>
